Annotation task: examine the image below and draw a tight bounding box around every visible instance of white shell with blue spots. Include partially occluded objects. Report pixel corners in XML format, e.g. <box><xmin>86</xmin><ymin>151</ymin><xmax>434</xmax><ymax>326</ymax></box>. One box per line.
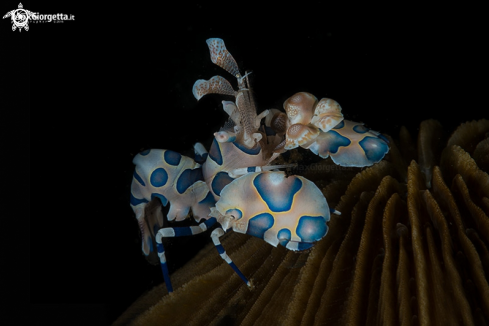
<box><xmin>131</xmin><ymin>149</ymin><xmax>214</xmax><ymax>222</ymax></box>
<box><xmin>306</xmin><ymin>120</ymin><xmax>390</xmax><ymax>167</ymax></box>
<box><xmin>213</xmin><ymin>171</ymin><xmax>331</xmax><ymax>251</ymax></box>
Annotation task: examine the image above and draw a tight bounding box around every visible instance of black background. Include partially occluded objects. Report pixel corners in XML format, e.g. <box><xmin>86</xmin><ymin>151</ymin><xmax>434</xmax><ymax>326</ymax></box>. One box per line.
<box><xmin>7</xmin><ymin>1</ymin><xmax>486</xmax><ymax>324</ymax></box>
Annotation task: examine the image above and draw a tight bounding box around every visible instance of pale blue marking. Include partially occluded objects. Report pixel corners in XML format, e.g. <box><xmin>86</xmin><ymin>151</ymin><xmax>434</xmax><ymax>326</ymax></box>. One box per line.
<box><xmin>359</xmin><ymin>136</ymin><xmax>389</xmax><ymax>163</ymax></box>
<box><xmin>225</xmin><ymin>208</ymin><xmax>243</xmax><ymax>219</ymax></box>
<box><xmin>130</xmin><ymin>193</ymin><xmax>149</xmax><ymax>206</ymax></box>
<box><xmin>232</xmin><ymin>141</ymin><xmax>261</xmax><ymax>155</ymax></box>
<box><xmin>247</xmin><ymin>213</ymin><xmax>274</xmax><ymax>239</ymax></box>
<box><xmin>164</xmin><ymin>150</ymin><xmax>182</xmax><ymax>166</ymax></box>
<box><xmin>296</xmin><ymin>215</ymin><xmax>328</xmax><ymax>243</ymax></box>
<box><xmin>150</xmin><ymin>168</ymin><xmax>168</xmax><ymax>187</ymax></box>
<box><xmin>353</xmin><ymin>124</ymin><xmax>369</xmax><ymax>133</ymax></box>
<box><xmin>133</xmin><ymin>170</ymin><xmax>146</xmax><ymax>186</ymax></box>
<box><xmin>208</xmin><ymin>138</ymin><xmax>223</xmax><ymax>165</ymax></box>
<box><xmin>253</xmin><ymin>173</ymin><xmax>302</xmax><ymax>212</ymax></box>
<box><xmin>277</xmin><ymin>228</ymin><xmax>291</xmax><ymax>247</ymax></box>
<box><xmin>211</xmin><ymin>171</ymin><xmax>234</xmax><ymax>196</ymax></box>
<box><xmin>325</xmin><ymin>130</ymin><xmax>351</xmax><ymax>154</ymax></box>
<box><xmin>176</xmin><ymin>168</ymin><xmax>204</xmax><ymax>194</ymax></box>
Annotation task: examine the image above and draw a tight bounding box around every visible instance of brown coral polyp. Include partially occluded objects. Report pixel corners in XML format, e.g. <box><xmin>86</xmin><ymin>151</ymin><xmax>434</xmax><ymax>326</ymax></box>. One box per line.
<box><xmin>115</xmin><ymin>119</ymin><xmax>489</xmax><ymax>326</ymax></box>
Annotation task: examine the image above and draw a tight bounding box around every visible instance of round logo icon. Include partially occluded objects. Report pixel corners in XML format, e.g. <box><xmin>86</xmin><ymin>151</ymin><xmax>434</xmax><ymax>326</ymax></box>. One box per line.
<box><xmin>3</xmin><ymin>3</ymin><xmax>34</xmax><ymax>32</ymax></box>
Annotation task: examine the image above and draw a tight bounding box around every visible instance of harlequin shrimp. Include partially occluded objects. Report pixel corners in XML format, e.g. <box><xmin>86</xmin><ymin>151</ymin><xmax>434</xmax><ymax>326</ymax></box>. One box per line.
<box><xmin>130</xmin><ymin>38</ymin><xmax>389</xmax><ymax>293</ymax></box>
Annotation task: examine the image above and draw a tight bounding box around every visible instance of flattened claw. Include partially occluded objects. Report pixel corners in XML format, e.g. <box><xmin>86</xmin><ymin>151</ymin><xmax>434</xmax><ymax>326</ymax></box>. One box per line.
<box><xmin>306</xmin><ymin>120</ymin><xmax>389</xmax><ymax>167</ymax></box>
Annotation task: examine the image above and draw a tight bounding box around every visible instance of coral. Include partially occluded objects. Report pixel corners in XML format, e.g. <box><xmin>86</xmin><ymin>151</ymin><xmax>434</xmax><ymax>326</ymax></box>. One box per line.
<box><xmin>115</xmin><ymin>119</ymin><xmax>489</xmax><ymax>326</ymax></box>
